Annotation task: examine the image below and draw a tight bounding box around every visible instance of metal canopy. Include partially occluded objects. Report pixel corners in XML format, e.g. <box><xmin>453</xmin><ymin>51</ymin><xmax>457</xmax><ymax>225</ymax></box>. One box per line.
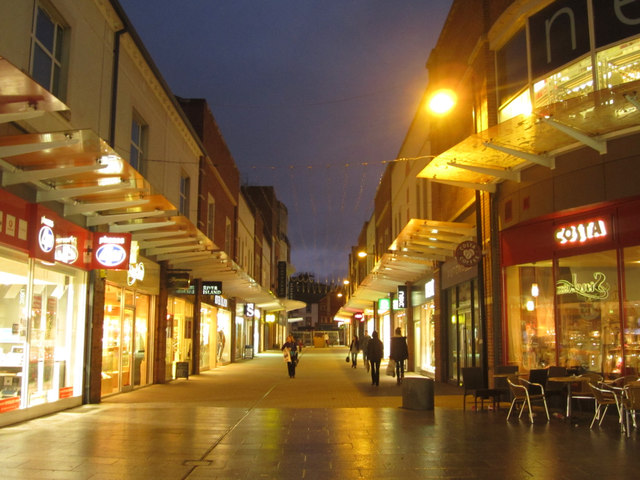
<box><xmin>344</xmin><ymin>219</ymin><xmax>475</xmax><ymax>312</ymax></box>
<box><xmin>417</xmin><ymin>80</ymin><xmax>640</xmax><ymax>190</ymax></box>
<box><xmin>0</xmin><ymin>57</ymin><xmax>299</xmax><ymax>313</ymax></box>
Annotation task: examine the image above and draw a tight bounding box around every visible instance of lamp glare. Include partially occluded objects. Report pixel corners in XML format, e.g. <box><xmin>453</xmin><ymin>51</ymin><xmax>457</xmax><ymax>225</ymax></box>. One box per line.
<box><xmin>428</xmin><ymin>89</ymin><xmax>457</xmax><ymax>115</ymax></box>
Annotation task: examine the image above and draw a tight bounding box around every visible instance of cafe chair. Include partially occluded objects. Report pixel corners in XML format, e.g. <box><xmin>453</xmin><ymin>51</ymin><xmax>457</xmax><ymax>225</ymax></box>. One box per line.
<box><xmin>546</xmin><ymin>366</ymin><xmax>568</xmax><ymax>408</ymax></box>
<box><xmin>462</xmin><ymin>367</ymin><xmax>499</xmax><ymax>411</ymax></box>
<box><xmin>507</xmin><ymin>376</ymin><xmax>550</xmax><ymax>423</ymax></box>
<box><xmin>623</xmin><ymin>381</ymin><xmax>640</xmax><ymax>437</ymax></box>
<box><xmin>571</xmin><ymin>372</ymin><xmax>602</xmax><ymax>413</ymax></box>
<box><xmin>494</xmin><ymin>365</ymin><xmax>518</xmax><ymax>404</ymax></box>
<box><xmin>588</xmin><ymin>383</ymin><xmax>621</xmax><ymax>429</ymax></box>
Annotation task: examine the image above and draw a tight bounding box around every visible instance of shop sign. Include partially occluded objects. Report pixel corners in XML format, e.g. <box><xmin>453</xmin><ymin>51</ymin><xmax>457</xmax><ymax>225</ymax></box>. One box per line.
<box><xmin>202</xmin><ymin>281</ymin><xmax>222</xmax><ymax>295</ymax></box>
<box><xmin>425</xmin><ymin>279</ymin><xmax>435</xmax><ymax>299</ymax></box>
<box><xmin>277</xmin><ymin>261</ymin><xmax>287</xmax><ymax>297</ymax></box>
<box><xmin>55</xmin><ymin>236</ymin><xmax>79</xmax><ymax>264</ymax></box>
<box><xmin>244</xmin><ymin>303</ymin><xmax>255</xmax><ymax>317</ymax></box>
<box><xmin>556</xmin><ymin>272</ymin><xmax>610</xmax><ymax>300</ymax></box>
<box><xmin>265</xmin><ymin>313</ymin><xmax>276</xmax><ymax>323</ymax></box>
<box><xmin>554</xmin><ymin>218</ymin><xmax>608</xmax><ymax>246</ymax></box>
<box><xmin>92</xmin><ymin>233</ymin><xmax>131</xmax><ymax>270</ymax></box>
<box><xmin>214</xmin><ymin>294</ymin><xmax>228</xmax><ymax>308</ymax></box>
<box><xmin>127</xmin><ymin>262</ymin><xmax>145</xmax><ymax>286</ymax></box>
<box><xmin>397</xmin><ymin>285</ymin><xmax>407</xmax><ymax>309</ymax></box>
<box><xmin>455</xmin><ymin>241</ymin><xmax>481</xmax><ymax>267</ymax></box>
<box><xmin>378</xmin><ymin>298</ymin><xmax>390</xmax><ymax>314</ymax></box>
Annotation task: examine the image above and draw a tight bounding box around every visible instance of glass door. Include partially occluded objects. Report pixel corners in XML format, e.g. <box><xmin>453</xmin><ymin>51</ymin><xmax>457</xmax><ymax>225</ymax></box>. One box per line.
<box><xmin>120</xmin><ymin>307</ymin><xmax>134</xmax><ymax>391</ymax></box>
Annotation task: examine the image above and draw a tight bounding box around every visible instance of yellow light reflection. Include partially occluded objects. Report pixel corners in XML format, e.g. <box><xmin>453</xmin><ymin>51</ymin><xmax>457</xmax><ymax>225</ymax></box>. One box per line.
<box><xmin>428</xmin><ymin>89</ymin><xmax>457</xmax><ymax>115</ymax></box>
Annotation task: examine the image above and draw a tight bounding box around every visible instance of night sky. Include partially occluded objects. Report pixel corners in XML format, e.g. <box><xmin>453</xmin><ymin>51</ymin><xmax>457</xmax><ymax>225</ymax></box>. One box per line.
<box><xmin>118</xmin><ymin>0</ymin><xmax>452</xmax><ymax>283</ymax></box>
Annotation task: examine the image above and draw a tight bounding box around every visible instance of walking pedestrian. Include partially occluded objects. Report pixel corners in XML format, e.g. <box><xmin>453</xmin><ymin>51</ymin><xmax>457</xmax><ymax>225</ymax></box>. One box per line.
<box><xmin>349</xmin><ymin>335</ymin><xmax>360</xmax><ymax>368</ymax></box>
<box><xmin>390</xmin><ymin>327</ymin><xmax>409</xmax><ymax>385</ymax></box>
<box><xmin>361</xmin><ymin>331</ymin><xmax>371</xmax><ymax>372</ymax></box>
<box><xmin>282</xmin><ymin>334</ymin><xmax>299</xmax><ymax>378</ymax></box>
<box><xmin>324</xmin><ymin>332</ymin><xmax>329</xmax><ymax>347</ymax></box>
<box><xmin>366</xmin><ymin>330</ymin><xmax>383</xmax><ymax>386</ymax></box>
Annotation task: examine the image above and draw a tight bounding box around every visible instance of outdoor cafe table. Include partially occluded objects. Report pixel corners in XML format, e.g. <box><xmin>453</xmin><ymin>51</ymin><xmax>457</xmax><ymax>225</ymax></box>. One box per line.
<box><xmin>548</xmin><ymin>376</ymin><xmax>593</xmax><ymax>420</ymax></box>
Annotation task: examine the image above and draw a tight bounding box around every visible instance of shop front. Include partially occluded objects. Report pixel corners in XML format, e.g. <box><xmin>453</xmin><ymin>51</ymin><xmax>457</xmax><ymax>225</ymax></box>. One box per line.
<box><xmin>502</xmin><ymin>196</ymin><xmax>640</xmax><ymax>377</ymax></box>
<box><xmin>441</xmin><ymin>258</ymin><xmax>482</xmax><ymax>385</ymax></box>
<box><xmin>101</xmin><ymin>251</ymin><xmax>158</xmax><ymax>396</ymax></box>
<box><xmin>0</xmin><ymin>193</ymin><xmax>90</xmax><ymax>424</ymax></box>
<box><xmin>413</xmin><ymin>278</ymin><xmax>436</xmax><ymax>375</ymax></box>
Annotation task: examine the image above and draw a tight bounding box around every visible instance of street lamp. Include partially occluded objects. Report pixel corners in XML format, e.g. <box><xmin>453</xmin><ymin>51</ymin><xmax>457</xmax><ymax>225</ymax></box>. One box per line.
<box><xmin>427</xmin><ymin>89</ymin><xmax>457</xmax><ymax>115</ymax></box>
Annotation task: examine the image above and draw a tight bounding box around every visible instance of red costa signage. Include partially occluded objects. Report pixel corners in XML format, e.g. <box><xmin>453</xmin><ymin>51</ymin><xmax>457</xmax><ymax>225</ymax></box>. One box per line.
<box><xmin>554</xmin><ymin>218</ymin><xmax>608</xmax><ymax>246</ymax></box>
<box><xmin>91</xmin><ymin>233</ymin><xmax>131</xmax><ymax>270</ymax></box>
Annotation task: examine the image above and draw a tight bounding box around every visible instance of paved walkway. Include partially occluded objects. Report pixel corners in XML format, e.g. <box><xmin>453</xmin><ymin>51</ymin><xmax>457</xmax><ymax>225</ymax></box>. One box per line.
<box><xmin>0</xmin><ymin>347</ymin><xmax>638</xmax><ymax>479</ymax></box>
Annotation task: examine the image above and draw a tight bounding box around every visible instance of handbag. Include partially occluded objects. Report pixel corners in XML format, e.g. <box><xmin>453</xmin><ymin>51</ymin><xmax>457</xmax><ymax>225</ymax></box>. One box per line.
<box><xmin>386</xmin><ymin>359</ymin><xmax>396</xmax><ymax>377</ymax></box>
<box><xmin>345</xmin><ymin>355</ymin><xmax>350</xmax><ymax>363</ymax></box>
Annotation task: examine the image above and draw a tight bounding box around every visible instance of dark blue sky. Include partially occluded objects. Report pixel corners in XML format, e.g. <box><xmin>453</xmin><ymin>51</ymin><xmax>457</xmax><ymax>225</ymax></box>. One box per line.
<box><xmin>119</xmin><ymin>0</ymin><xmax>452</xmax><ymax>283</ymax></box>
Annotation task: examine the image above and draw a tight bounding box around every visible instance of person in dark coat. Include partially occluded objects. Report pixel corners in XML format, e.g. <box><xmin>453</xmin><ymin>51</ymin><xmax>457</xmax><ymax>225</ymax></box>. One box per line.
<box><xmin>390</xmin><ymin>327</ymin><xmax>409</xmax><ymax>385</ymax></box>
<box><xmin>349</xmin><ymin>335</ymin><xmax>360</xmax><ymax>368</ymax></box>
<box><xmin>366</xmin><ymin>330</ymin><xmax>384</xmax><ymax>386</ymax></box>
<box><xmin>281</xmin><ymin>335</ymin><xmax>299</xmax><ymax>378</ymax></box>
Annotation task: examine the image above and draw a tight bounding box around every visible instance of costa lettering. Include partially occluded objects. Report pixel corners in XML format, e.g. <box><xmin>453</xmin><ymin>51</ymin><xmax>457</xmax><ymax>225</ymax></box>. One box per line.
<box><xmin>554</xmin><ymin>219</ymin><xmax>608</xmax><ymax>245</ymax></box>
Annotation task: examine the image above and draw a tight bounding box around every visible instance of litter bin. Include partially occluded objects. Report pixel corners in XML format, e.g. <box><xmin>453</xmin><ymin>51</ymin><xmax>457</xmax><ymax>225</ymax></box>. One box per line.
<box><xmin>244</xmin><ymin>345</ymin><xmax>254</xmax><ymax>359</ymax></box>
<box><xmin>402</xmin><ymin>376</ymin><xmax>434</xmax><ymax>410</ymax></box>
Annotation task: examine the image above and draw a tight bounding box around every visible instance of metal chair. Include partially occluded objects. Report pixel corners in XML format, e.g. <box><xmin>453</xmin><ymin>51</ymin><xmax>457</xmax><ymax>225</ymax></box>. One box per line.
<box><xmin>588</xmin><ymin>382</ymin><xmax>621</xmax><ymax>429</ymax></box>
<box><xmin>494</xmin><ymin>365</ymin><xmax>518</xmax><ymax>405</ymax></box>
<box><xmin>462</xmin><ymin>367</ymin><xmax>499</xmax><ymax>411</ymax></box>
<box><xmin>571</xmin><ymin>372</ymin><xmax>602</xmax><ymax>414</ymax></box>
<box><xmin>507</xmin><ymin>376</ymin><xmax>550</xmax><ymax>423</ymax></box>
<box><xmin>623</xmin><ymin>381</ymin><xmax>640</xmax><ymax>437</ymax></box>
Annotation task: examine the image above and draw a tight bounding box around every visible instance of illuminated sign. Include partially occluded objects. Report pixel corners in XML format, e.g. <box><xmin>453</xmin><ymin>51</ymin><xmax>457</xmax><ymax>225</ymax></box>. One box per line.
<box><xmin>55</xmin><ymin>235</ymin><xmax>79</xmax><ymax>264</ymax></box>
<box><xmin>244</xmin><ymin>303</ymin><xmax>255</xmax><ymax>317</ymax></box>
<box><xmin>214</xmin><ymin>294</ymin><xmax>228</xmax><ymax>308</ymax></box>
<box><xmin>556</xmin><ymin>272</ymin><xmax>610</xmax><ymax>300</ymax></box>
<box><xmin>265</xmin><ymin>313</ymin><xmax>276</xmax><ymax>323</ymax></box>
<box><xmin>554</xmin><ymin>219</ymin><xmax>608</xmax><ymax>245</ymax></box>
<box><xmin>456</xmin><ymin>241</ymin><xmax>481</xmax><ymax>267</ymax></box>
<box><xmin>127</xmin><ymin>262</ymin><xmax>145</xmax><ymax>286</ymax></box>
<box><xmin>425</xmin><ymin>279</ymin><xmax>435</xmax><ymax>299</ymax></box>
<box><xmin>202</xmin><ymin>281</ymin><xmax>222</xmax><ymax>295</ymax></box>
<box><xmin>378</xmin><ymin>298</ymin><xmax>390</xmax><ymax>314</ymax></box>
<box><xmin>92</xmin><ymin>233</ymin><xmax>131</xmax><ymax>270</ymax></box>
<box><xmin>397</xmin><ymin>285</ymin><xmax>407</xmax><ymax>309</ymax></box>
<box><xmin>38</xmin><ymin>216</ymin><xmax>55</xmax><ymax>253</ymax></box>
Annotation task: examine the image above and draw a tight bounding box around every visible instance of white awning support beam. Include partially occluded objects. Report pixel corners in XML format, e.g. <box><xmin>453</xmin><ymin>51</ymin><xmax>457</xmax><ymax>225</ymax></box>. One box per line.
<box><xmin>447</xmin><ymin>161</ymin><xmax>521</xmax><ymax>182</ymax></box>
<box><xmin>540</xmin><ymin>117</ymin><xmax>607</xmax><ymax>154</ymax></box>
<box><xmin>483</xmin><ymin>141</ymin><xmax>555</xmax><ymax>169</ymax></box>
<box><xmin>429</xmin><ymin>177</ymin><xmax>497</xmax><ymax>193</ymax></box>
<box><xmin>109</xmin><ymin>220</ymin><xmax>175</xmax><ymax>233</ymax></box>
<box><xmin>86</xmin><ymin>209</ymin><xmax>166</xmax><ymax>227</ymax></box>
<box><xmin>0</xmin><ymin>138</ymin><xmax>79</xmax><ymax>158</ymax></box>
<box><xmin>2</xmin><ymin>163</ymin><xmax>108</xmax><ymax>186</ymax></box>
<box><xmin>64</xmin><ymin>199</ymin><xmax>150</xmax><ymax>216</ymax></box>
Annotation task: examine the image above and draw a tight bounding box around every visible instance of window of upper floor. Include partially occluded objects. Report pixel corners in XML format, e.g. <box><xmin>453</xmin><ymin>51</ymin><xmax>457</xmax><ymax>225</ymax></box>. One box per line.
<box><xmin>496</xmin><ymin>0</ymin><xmax>640</xmax><ymax>124</ymax></box>
<box><xmin>179</xmin><ymin>171</ymin><xmax>190</xmax><ymax>216</ymax></box>
<box><xmin>207</xmin><ymin>194</ymin><xmax>215</xmax><ymax>240</ymax></box>
<box><xmin>30</xmin><ymin>1</ymin><xmax>68</xmax><ymax>100</ymax></box>
<box><xmin>130</xmin><ymin>112</ymin><xmax>147</xmax><ymax>174</ymax></box>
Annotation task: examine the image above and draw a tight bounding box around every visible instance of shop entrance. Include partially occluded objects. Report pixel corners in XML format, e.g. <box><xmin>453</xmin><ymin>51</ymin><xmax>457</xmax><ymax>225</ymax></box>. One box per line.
<box><xmin>447</xmin><ymin>280</ymin><xmax>482</xmax><ymax>384</ymax></box>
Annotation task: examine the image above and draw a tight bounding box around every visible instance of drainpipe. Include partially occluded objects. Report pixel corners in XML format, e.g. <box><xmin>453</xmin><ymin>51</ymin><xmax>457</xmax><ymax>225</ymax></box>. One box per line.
<box><xmin>109</xmin><ymin>28</ymin><xmax>126</xmax><ymax>147</ymax></box>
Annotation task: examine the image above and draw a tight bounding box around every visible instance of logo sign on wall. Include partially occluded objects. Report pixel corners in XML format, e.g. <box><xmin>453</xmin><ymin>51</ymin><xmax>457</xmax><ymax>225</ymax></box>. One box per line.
<box><xmin>554</xmin><ymin>218</ymin><xmax>608</xmax><ymax>246</ymax></box>
<box><xmin>397</xmin><ymin>285</ymin><xmax>407</xmax><ymax>309</ymax></box>
<box><xmin>244</xmin><ymin>303</ymin><xmax>255</xmax><ymax>317</ymax></box>
<box><xmin>92</xmin><ymin>233</ymin><xmax>131</xmax><ymax>270</ymax></box>
<box><xmin>455</xmin><ymin>241</ymin><xmax>481</xmax><ymax>268</ymax></box>
<box><xmin>202</xmin><ymin>281</ymin><xmax>222</xmax><ymax>295</ymax></box>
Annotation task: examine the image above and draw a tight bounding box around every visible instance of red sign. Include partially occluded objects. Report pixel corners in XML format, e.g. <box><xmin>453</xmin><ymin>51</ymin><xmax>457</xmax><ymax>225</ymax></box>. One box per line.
<box><xmin>0</xmin><ymin>396</ymin><xmax>20</xmax><ymax>413</ymax></box>
<box><xmin>554</xmin><ymin>218</ymin><xmax>609</xmax><ymax>246</ymax></box>
<box><xmin>0</xmin><ymin>189</ymin><xmax>29</xmax><ymax>252</ymax></box>
<box><xmin>59</xmin><ymin>386</ymin><xmax>74</xmax><ymax>399</ymax></box>
<box><xmin>91</xmin><ymin>232</ymin><xmax>131</xmax><ymax>270</ymax></box>
<box><xmin>455</xmin><ymin>241</ymin><xmax>481</xmax><ymax>267</ymax></box>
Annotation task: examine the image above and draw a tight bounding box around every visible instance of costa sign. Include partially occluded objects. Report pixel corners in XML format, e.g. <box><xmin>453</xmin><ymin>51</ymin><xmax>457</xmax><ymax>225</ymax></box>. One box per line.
<box><xmin>92</xmin><ymin>233</ymin><xmax>131</xmax><ymax>270</ymax></box>
<box><xmin>554</xmin><ymin>218</ymin><xmax>608</xmax><ymax>246</ymax></box>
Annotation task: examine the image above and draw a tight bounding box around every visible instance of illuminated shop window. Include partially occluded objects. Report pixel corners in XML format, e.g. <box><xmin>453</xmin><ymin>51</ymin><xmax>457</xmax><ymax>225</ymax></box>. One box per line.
<box><xmin>498</xmin><ymin>89</ymin><xmax>532</xmax><ymax>123</ymax></box>
<box><xmin>597</xmin><ymin>36</ymin><xmax>640</xmax><ymax>89</ymax></box>
<box><xmin>533</xmin><ymin>56</ymin><xmax>594</xmax><ymax>109</ymax></box>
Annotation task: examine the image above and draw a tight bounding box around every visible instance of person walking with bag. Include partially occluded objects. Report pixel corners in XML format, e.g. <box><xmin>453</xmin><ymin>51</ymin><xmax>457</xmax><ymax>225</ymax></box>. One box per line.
<box><xmin>361</xmin><ymin>331</ymin><xmax>371</xmax><ymax>372</ymax></box>
<box><xmin>390</xmin><ymin>327</ymin><xmax>409</xmax><ymax>385</ymax></box>
<box><xmin>349</xmin><ymin>335</ymin><xmax>360</xmax><ymax>368</ymax></box>
<box><xmin>366</xmin><ymin>331</ymin><xmax>383</xmax><ymax>386</ymax></box>
<box><xmin>282</xmin><ymin>334</ymin><xmax>299</xmax><ymax>378</ymax></box>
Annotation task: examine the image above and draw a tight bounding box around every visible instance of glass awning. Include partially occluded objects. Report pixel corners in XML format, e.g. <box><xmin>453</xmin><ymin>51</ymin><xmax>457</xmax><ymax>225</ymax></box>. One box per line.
<box><xmin>344</xmin><ymin>219</ymin><xmax>475</xmax><ymax>312</ymax></box>
<box><xmin>0</xmin><ymin>57</ymin><xmax>298</xmax><ymax>312</ymax></box>
<box><xmin>417</xmin><ymin>80</ymin><xmax>640</xmax><ymax>191</ymax></box>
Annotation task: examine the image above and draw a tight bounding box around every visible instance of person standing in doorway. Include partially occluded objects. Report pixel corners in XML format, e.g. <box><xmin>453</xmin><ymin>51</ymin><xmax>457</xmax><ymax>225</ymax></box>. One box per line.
<box><xmin>361</xmin><ymin>331</ymin><xmax>371</xmax><ymax>372</ymax></box>
<box><xmin>349</xmin><ymin>335</ymin><xmax>360</xmax><ymax>368</ymax></box>
<box><xmin>324</xmin><ymin>332</ymin><xmax>329</xmax><ymax>347</ymax></box>
<box><xmin>366</xmin><ymin>331</ymin><xmax>384</xmax><ymax>386</ymax></box>
<box><xmin>390</xmin><ymin>327</ymin><xmax>409</xmax><ymax>385</ymax></box>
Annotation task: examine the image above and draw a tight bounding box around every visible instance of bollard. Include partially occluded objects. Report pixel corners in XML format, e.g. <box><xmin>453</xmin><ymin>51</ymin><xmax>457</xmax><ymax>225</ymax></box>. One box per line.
<box><xmin>402</xmin><ymin>376</ymin><xmax>434</xmax><ymax>410</ymax></box>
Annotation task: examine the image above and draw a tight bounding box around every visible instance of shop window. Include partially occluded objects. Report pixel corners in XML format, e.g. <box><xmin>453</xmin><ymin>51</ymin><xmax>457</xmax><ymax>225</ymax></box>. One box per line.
<box><xmin>505</xmin><ymin>261</ymin><xmax>555</xmax><ymax>370</ymax></box>
<box><xmin>557</xmin><ymin>250</ymin><xmax>619</xmax><ymax>376</ymax></box>
<box><xmin>623</xmin><ymin>246</ymin><xmax>640</xmax><ymax>376</ymax></box>
<box><xmin>498</xmin><ymin>89</ymin><xmax>532</xmax><ymax>123</ymax></box>
<box><xmin>30</xmin><ymin>2</ymin><xmax>68</xmax><ymax>100</ymax></box>
<box><xmin>596</xmin><ymin>36</ymin><xmax>640</xmax><ymax>89</ymax></box>
<box><xmin>130</xmin><ymin>113</ymin><xmax>147</xmax><ymax>174</ymax></box>
<box><xmin>496</xmin><ymin>28</ymin><xmax>528</xmax><ymax>108</ymax></box>
<box><xmin>533</xmin><ymin>56</ymin><xmax>593</xmax><ymax>109</ymax></box>
<box><xmin>179</xmin><ymin>172</ymin><xmax>190</xmax><ymax>216</ymax></box>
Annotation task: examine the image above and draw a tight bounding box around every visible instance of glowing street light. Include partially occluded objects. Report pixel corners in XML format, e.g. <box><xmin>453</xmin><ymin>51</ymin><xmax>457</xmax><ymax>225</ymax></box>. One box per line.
<box><xmin>428</xmin><ymin>89</ymin><xmax>457</xmax><ymax>115</ymax></box>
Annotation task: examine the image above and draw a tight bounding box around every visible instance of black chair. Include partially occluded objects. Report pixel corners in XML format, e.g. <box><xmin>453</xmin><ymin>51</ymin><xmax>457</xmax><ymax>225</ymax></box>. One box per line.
<box><xmin>462</xmin><ymin>367</ymin><xmax>499</xmax><ymax>411</ymax></box>
<box><xmin>546</xmin><ymin>366</ymin><xmax>568</xmax><ymax>409</ymax></box>
<box><xmin>494</xmin><ymin>365</ymin><xmax>518</xmax><ymax>404</ymax></box>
